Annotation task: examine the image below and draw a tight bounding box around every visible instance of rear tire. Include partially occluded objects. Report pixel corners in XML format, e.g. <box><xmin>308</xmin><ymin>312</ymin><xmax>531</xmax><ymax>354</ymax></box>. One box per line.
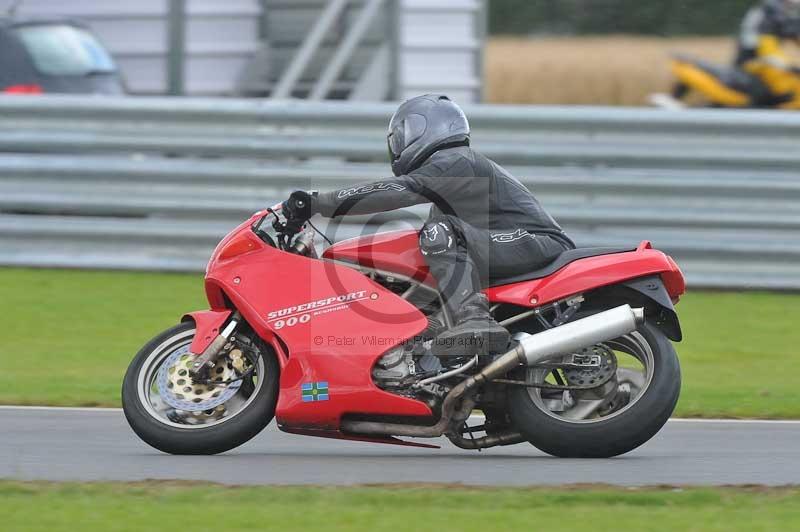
<box><xmin>508</xmin><ymin>317</ymin><xmax>680</xmax><ymax>458</ymax></box>
<box><xmin>122</xmin><ymin>322</ymin><xmax>279</xmax><ymax>455</ymax></box>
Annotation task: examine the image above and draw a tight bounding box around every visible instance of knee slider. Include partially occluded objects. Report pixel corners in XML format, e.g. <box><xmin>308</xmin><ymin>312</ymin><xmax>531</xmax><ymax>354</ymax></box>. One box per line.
<box><xmin>419</xmin><ymin>220</ymin><xmax>456</xmax><ymax>256</ymax></box>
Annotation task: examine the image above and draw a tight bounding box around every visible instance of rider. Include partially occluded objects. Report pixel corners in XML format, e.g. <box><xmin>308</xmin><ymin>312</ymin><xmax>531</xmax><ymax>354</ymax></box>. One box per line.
<box><xmin>282</xmin><ymin>94</ymin><xmax>575</xmax><ymax>357</ymax></box>
<box><xmin>736</xmin><ymin>0</ymin><xmax>800</xmax><ymax>105</ymax></box>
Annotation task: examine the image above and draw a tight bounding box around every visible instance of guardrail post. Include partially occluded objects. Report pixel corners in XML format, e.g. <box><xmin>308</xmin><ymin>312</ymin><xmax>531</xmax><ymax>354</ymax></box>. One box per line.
<box><xmin>388</xmin><ymin>0</ymin><xmax>401</xmax><ymax>101</ymax></box>
<box><xmin>167</xmin><ymin>0</ymin><xmax>187</xmax><ymax>96</ymax></box>
<box><xmin>475</xmin><ymin>0</ymin><xmax>487</xmax><ymax>102</ymax></box>
<box><xmin>258</xmin><ymin>0</ymin><xmax>270</xmax><ymax>40</ymax></box>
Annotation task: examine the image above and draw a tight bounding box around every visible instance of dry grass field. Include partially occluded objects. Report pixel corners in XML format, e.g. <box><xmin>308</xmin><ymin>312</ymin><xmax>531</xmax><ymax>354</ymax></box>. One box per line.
<box><xmin>486</xmin><ymin>36</ymin><xmax>734</xmax><ymax>106</ymax></box>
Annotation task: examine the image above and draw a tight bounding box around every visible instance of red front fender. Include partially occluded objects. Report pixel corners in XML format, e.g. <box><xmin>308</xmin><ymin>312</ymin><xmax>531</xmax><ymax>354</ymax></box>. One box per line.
<box><xmin>181</xmin><ymin>309</ymin><xmax>232</xmax><ymax>355</ymax></box>
<box><xmin>181</xmin><ymin>309</ymin><xmax>291</xmax><ymax>368</ymax></box>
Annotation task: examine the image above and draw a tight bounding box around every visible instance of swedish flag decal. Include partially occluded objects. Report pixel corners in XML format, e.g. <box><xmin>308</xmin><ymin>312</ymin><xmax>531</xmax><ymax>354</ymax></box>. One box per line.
<box><xmin>302</xmin><ymin>381</ymin><xmax>329</xmax><ymax>402</ymax></box>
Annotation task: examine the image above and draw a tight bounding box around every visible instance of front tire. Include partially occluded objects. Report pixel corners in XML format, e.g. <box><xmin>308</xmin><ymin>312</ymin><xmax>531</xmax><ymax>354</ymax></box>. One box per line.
<box><xmin>508</xmin><ymin>317</ymin><xmax>680</xmax><ymax>458</ymax></box>
<box><xmin>122</xmin><ymin>322</ymin><xmax>279</xmax><ymax>455</ymax></box>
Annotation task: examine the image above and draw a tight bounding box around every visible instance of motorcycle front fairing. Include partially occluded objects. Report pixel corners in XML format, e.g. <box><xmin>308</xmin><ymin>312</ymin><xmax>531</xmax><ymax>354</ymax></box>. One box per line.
<box><xmin>186</xmin><ymin>212</ymin><xmax>433</xmax><ymax>436</ymax></box>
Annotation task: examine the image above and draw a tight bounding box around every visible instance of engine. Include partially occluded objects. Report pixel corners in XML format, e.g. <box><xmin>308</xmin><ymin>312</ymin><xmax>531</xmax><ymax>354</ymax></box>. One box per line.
<box><xmin>366</xmin><ymin>272</ymin><xmax>478</xmax><ymax>398</ymax></box>
<box><xmin>372</xmin><ymin>314</ymin><xmax>480</xmax><ymax>403</ymax></box>
<box><xmin>372</xmin><ymin>344</ymin><xmax>416</xmax><ymax>389</ymax></box>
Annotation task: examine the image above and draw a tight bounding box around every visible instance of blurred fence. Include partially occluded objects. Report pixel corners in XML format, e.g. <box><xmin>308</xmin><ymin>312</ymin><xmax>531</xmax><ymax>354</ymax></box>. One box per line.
<box><xmin>0</xmin><ymin>95</ymin><xmax>799</xmax><ymax>289</ymax></box>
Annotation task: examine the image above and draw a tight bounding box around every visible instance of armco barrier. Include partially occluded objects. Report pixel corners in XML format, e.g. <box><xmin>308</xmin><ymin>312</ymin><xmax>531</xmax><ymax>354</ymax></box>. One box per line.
<box><xmin>0</xmin><ymin>96</ymin><xmax>798</xmax><ymax>289</ymax></box>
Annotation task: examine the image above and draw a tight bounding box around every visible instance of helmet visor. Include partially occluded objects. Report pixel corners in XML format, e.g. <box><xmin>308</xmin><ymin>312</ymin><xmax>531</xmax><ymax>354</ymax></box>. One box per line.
<box><xmin>387</xmin><ymin>124</ymin><xmax>404</xmax><ymax>161</ymax></box>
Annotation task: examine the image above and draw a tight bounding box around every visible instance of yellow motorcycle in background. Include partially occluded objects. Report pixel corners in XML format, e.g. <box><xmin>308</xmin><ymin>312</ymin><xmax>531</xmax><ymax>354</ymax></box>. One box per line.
<box><xmin>651</xmin><ymin>52</ymin><xmax>800</xmax><ymax>110</ymax></box>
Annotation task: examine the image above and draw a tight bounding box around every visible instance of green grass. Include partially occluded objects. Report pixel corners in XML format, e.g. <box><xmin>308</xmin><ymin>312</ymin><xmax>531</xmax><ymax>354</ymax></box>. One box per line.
<box><xmin>0</xmin><ymin>268</ymin><xmax>206</xmax><ymax>407</ymax></box>
<box><xmin>1</xmin><ymin>267</ymin><xmax>799</xmax><ymax>417</ymax></box>
<box><xmin>1</xmin><ymin>482</ymin><xmax>798</xmax><ymax>532</ymax></box>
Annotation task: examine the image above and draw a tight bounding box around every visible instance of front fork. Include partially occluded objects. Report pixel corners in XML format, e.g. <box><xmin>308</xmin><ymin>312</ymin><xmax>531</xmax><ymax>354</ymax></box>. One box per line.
<box><xmin>187</xmin><ymin>311</ymin><xmax>241</xmax><ymax>378</ymax></box>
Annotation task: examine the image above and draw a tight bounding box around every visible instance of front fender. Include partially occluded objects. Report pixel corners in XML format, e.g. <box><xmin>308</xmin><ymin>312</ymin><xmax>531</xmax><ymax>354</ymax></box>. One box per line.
<box><xmin>182</xmin><ymin>308</ymin><xmax>290</xmax><ymax>368</ymax></box>
<box><xmin>181</xmin><ymin>309</ymin><xmax>232</xmax><ymax>355</ymax></box>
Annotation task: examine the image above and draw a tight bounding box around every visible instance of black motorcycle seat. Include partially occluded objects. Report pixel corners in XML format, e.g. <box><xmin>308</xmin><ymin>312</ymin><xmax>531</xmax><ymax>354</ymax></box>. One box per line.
<box><xmin>489</xmin><ymin>246</ymin><xmax>635</xmax><ymax>287</ymax></box>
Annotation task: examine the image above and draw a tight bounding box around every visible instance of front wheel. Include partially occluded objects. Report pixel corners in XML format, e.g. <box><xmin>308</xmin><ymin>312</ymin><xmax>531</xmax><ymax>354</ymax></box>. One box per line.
<box><xmin>122</xmin><ymin>322</ymin><xmax>279</xmax><ymax>455</ymax></box>
<box><xmin>508</xmin><ymin>314</ymin><xmax>681</xmax><ymax>458</ymax></box>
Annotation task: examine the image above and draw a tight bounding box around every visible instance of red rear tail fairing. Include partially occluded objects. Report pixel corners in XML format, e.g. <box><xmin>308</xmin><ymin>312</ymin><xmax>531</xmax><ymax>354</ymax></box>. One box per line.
<box><xmin>485</xmin><ymin>241</ymin><xmax>685</xmax><ymax>308</ymax></box>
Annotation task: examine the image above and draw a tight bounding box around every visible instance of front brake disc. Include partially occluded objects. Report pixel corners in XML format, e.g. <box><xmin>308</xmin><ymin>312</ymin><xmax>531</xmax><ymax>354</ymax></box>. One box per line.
<box><xmin>156</xmin><ymin>345</ymin><xmax>243</xmax><ymax>412</ymax></box>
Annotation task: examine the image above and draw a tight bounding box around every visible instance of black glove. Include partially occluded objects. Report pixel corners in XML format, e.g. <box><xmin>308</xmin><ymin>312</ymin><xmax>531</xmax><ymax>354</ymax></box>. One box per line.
<box><xmin>281</xmin><ymin>190</ymin><xmax>315</xmax><ymax>232</ymax></box>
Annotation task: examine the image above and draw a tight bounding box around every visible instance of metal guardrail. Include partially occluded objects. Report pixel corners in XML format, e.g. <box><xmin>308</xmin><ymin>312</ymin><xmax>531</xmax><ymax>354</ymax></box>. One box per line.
<box><xmin>0</xmin><ymin>95</ymin><xmax>798</xmax><ymax>289</ymax></box>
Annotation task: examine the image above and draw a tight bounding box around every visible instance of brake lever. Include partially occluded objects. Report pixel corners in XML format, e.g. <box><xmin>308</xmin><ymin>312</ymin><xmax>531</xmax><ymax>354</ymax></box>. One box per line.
<box><xmin>274</xmin><ymin>220</ymin><xmax>306</xmax><ymax>253</ymax></box>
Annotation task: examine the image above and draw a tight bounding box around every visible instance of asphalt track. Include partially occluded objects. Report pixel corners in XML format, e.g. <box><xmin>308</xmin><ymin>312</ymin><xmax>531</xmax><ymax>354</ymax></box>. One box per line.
<box><xmin>1</xmin><ymin>406</ymin><xmax>799</xmax><ymax>486</ymax></box>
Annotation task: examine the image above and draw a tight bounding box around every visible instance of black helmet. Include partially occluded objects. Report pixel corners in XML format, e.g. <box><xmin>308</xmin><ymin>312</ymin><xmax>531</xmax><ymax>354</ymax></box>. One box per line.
<box><xmin>766</xmin><ymin>0</ymin><xmax>800</xmax><ymax>36</ymax></box>
<box><xmin>387</xmin><ymin>94</ymin><xmax>470</xmax><ymax>177</ymax></box>
<box><xmin>773</xmin><ymin>0</ymin><xmax>800</xmax><ymax>15</ymax></box>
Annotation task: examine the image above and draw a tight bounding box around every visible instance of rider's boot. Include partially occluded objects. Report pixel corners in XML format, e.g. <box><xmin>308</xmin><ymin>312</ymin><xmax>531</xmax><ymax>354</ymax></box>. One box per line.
<box><xmin>431</xmin><ymin>293</ymin><xmax>510</xmax><ymax>357</ymax></box>
<box><xmin>419</xmin><ymin>217</ymin><xmax>510</xmax><ymax>357</ymax></box>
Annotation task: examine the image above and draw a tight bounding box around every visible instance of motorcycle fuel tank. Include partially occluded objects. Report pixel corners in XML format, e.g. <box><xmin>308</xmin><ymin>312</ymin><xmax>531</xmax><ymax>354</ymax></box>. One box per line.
<box><xmin>322</xmin><ymin>230</ymin><xmax>436</xmax><ymax>284</ymax></box>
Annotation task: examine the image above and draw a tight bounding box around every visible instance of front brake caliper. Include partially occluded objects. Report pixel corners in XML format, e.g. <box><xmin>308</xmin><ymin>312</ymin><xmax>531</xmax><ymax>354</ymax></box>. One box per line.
<box><xmin>157</xmin><ymin>346</ymin><xmax>243</xmax><ymax>412</ymax></box>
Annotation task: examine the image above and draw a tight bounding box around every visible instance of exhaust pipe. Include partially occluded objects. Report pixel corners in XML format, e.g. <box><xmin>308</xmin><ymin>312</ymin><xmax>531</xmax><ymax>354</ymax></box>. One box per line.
<box><xmin>520</xmin><ymin>304</ymin><xmax>643</xmax><ymax>365</ymax></box>
<box><xmin>341</xmin><ymin>305</ymin><xmax>644</xmax><ymax>442</ymax></box>
<box><xmin>478</xmin><ymin>304</ymin><xmax>644</xmax><ymax>384</ymax></box>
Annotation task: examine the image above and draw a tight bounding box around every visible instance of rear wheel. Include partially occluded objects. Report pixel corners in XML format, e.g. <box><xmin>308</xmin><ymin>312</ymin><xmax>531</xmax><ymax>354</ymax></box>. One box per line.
<box><xmin>508</xmin><ymin>313</ymin><xmax>680</xmax><ymax>458</ymax></box>
<box><xmin>122</xmin><ymin>322</ymin><xmax>279</xmax><ymax>455</ymax></box>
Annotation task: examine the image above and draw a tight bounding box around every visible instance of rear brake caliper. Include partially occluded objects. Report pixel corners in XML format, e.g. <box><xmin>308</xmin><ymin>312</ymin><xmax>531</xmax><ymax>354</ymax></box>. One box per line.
<box><xmin>497</xmin><ymin>344</ymin><xmax>618</xmax><ymax>392</ymax></box>
<box><xmin>561</xmin><ymin>345</ymin><xmax>617</xmax><ymax>389</ymax></box>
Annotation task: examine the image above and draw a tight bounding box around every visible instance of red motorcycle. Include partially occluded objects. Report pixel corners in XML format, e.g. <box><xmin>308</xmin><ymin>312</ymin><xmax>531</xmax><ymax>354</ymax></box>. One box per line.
<box><xmin>122</xmin><ymin>205</ymin><xmax>685</xmax><ymax>457</ymax></box>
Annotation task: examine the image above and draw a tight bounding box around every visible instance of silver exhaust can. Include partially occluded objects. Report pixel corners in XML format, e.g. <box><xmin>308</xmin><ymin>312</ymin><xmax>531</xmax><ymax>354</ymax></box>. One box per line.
<box><xmin>518</xmin><ymin>304</ymin><xmax>644</xmax><ymax>366</ymax></box>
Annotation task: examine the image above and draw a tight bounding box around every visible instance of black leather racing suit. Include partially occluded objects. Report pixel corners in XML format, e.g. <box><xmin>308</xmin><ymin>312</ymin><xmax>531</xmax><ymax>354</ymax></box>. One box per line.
<box><xmin>314</xmin><ymin>145</ymin><xmax>575</xmax><ymax>319</ymax></box>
